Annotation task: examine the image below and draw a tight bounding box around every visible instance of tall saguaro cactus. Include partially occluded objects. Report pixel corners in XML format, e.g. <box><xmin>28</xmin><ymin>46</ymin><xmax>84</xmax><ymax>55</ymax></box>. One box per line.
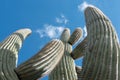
<box><xmin>0</xmin><ymin>5</ymin><xmax>120</xmax><ymax>80</ymax></box>
<box><xmin>15</xmin><ymin>39</ymin><xmax>64</xmax><ymax>80</ymax></box>
<box><xmin>49</xmin><ymin>28</ymin><xmax>82</xmax><ymax>80</ymax></box>
<box><xmin>0</xmin><ymin>29</ymin><xmax>31</xmax><ymax>80</ymax></box>
<box><xmin>79</xmin><ymin>6</ymin><xmax>120</xmax><ymax>80</ymax></box>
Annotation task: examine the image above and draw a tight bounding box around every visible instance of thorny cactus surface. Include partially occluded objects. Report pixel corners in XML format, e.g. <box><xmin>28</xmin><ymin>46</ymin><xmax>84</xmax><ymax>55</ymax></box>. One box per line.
<box><xmin>79</xmin><ymin>6</ymin><xmax>120</xmax><ymax>80</ymax></box>
<box><xmin>15</xmin><ymin>39</ymin><xmax>64</xmax><ymax>80</ymax></box>
<box><xmin>0</xmin><ymin>6</ymin><xmax>120</xmax><ymax>80</ymax></box>
<box><xmin>0</xmin><ymin>29</ymin><xmax>31</xmax><ymax>80</ymax></box>
<box><xmin>49</xmin><ymin>28</ymin><xmax>82</xmax><ymax>80</ymax></box>
<box><xmin>0</xmin><ymin>28</ymin><xmax>65</xmax><ymax>80</ymax></box>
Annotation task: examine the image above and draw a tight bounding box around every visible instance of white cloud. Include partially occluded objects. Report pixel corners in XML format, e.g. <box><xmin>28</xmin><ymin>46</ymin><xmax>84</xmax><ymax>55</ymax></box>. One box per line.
<box><xmin>36</xmin><ymin>24</ymin><xmax>64</xmax><ymax>39</ymax></box>
<box><xmin>78</xmin><ymin>1</ymin><xmax>93</xmax><ymax>12</ymax></box>
<box><xmin>83</xmin><ymin>26</ymin><xmax>87</xmax><ymax>37</ymax></box>
<box><xmin>56</xmin><ymin>14</ymin><xmax>68</xmax><ymax>24</ymax></box>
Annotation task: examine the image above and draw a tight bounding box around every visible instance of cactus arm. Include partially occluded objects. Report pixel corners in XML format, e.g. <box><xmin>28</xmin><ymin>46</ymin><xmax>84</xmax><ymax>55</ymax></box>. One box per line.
<box><xmin>80</xmin><ymin>6</ymin><xmax>120</xmax><ymax>80</ymax></box>
<box><xmin>49</xmin><ymin>28</ymin><xmax>78</xmax><ymax>80</ymax></box>
<box><xmin>15</xmin><ymin>39</ymin><xmax>64</xmax><ymax>80</ymax></box>
<box><xmin>60</xmin><ymin>28</ymin><xmax>70</xmax><ymax>42</ymax></box>
<box><xmin>0</xmin><ymin>28</ymin><xmax>31</xmax><ymax>80</ymax></box>
<box><xmin>71</xmin><ymin>37</ymin><xmax>87</xmax><ymax>59</ymax></box>
<box><xmin>68</xmin><ymin>28</ymin><xmax>83</xmax><ymax>45</ymax></box>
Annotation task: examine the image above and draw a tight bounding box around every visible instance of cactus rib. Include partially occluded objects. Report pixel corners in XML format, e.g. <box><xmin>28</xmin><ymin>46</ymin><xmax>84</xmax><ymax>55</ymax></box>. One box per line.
<box><xmin>68</xmin><ymin>28</ymin><xmax>83</xmax><ymax>45</ymax></box>
<box><xmin>71</xmin><ymin>37</ymin><xmax>87</xmax><ymax>59</ymax></box>
<box><xmin>0</xmin><ymin>28</ymin><xmax>31</xmax><ymax>80</ymax></box>
<box><xmin>80</xmin><ymin>6</ymin><xmax>120</xmax><ymax>80</ymax></box>
<box><xmin>49</xmin><ymin>28</ymin><xmax>78</xmax><ymax>80</ymax></box>
<box><xmin>15</xmin><ymin>39</ymin><xmax>64</xmax><ymax>80</ymax></box>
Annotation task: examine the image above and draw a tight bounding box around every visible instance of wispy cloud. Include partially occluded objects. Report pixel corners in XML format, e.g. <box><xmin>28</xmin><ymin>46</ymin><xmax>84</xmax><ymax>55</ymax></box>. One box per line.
<box><xmin>35</xmin><ymin>14</ymin><xmax>68</xmax><ymax>39</ymax></box>
<box><xmin>56</xmin><ymin>14</ymin><xmax>68</xmax><ymax>24</ymax></box>
<box><xmin>78</xmin><ymin>1</ymin><xmax>93</xmax><ymax>12</ymax></box>
<box><xmin>36</xmin><ymin>24</ymin><xmax>64</xmax><ymax>39</ymax></box>
<box><xmin>83</xmin><ymin>26</ymin><xmax>87</xmax><ymax>37</ymax></box>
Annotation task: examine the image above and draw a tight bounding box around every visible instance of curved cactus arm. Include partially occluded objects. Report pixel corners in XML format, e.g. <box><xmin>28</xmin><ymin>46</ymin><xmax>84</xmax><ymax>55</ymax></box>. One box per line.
<box><xmin>71</xmin><ymin>37</ymin><xmax>87</xmax><ymax>59</ymax></box>
<box><xmin>68</xmin><ymin>28</ymin><xmax>83</xmax><ymax>45</ymax></box>
<box><xmin>80</xmin><ymin>6</ymin><xmax>120</xmax><ymax>80</ymax></box>
<box><xmin>0</xmin><ymin>28</ymin><xmax>32</xmax><ymax>80</ymax></box>
<box><xmin>15</xmin><ymin>39</ymin><xmax>64</xmax><ymax>80</ymax></box>
<box><xmin>49</xmin><ymin>28</ymin><xmax>78</xmax><ymax>80</ymax></box>
<box><xmin>75</xmin><ymin>66</ymin><xmax>82</xmax><ymax>80</ymax></box>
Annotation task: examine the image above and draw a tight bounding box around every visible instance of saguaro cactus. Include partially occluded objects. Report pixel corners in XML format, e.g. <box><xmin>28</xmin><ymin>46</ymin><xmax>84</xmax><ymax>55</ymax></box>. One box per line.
<box><xmin>49</xmin><ymin>28</ymin><xmax>82</xmax><ymax>80</ymax></box>
<box><xmin>15</xmin><ymin>39</ymin><xmax>64</xmax><ymax>80</ymax></box>
<box><xmin>79</xmin><ymin>6</ymin><xmax>120</xmax><ymax>80</ymax></box>
<box><xmin>0</xmin><ymin>28</ymin><xmax>31</xmax><ymax>80</ymax></box>
<box><xmin>0</xmin><ymin>5</ymin><xmax>120</xmax><ymax>80</ymax></box>
<box><xmin>0</xmin><ymin>28</ymin><xmax>65</xmax><ymax>80</ymax></box>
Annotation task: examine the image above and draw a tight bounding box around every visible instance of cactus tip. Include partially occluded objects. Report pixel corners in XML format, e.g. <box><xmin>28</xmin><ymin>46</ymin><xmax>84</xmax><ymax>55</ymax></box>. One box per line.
<box><xmin>14</xmin><ymin>28</ymin><xmax>32</xmax><ymax>39</ymax></box>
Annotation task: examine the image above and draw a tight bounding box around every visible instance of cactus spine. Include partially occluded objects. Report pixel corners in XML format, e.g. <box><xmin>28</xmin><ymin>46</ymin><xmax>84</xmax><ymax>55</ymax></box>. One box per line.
<box><xmin>79</xmin><ymin>6</ymin><xmax>120</xmax><ymax>80</ymax></box>
<box><xmin>15</xmin><ymin>39</ymin><xmax>64</xmax><ymax>80</ymax></box>
<box><xmin>0</xmin><ymin>29</ymin><xmax>31</xmax><ymax>80</ymax></box>
<box><xmin>49</xmin><ymin>28</ymin><xmax>82</xmax><ymax>80</ymax></box>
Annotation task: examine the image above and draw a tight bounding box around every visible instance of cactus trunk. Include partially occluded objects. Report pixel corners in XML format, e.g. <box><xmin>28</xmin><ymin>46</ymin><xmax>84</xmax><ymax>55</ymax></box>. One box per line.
<box><xmin>80</xmin><ymin>6</ymin><xmax>120</xmax><ymax>80</ymax></box>
<box><xmin>0</xmin><ymin>29</ymin><xmax>31</xmax><ymax>80</ymax></box>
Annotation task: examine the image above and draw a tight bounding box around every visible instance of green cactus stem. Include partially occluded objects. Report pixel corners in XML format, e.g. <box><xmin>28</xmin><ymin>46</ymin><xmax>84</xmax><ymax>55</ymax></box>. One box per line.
<box><xmin>49</xmin><ymin>28</ymin><xmax>81</xmax><ymax>80</ymax></box>
<box><xmin>0</xmin><ymin>28</ymin><xmax>31</xmax><ymax>80</ymax></box>
<box><xmin>15</xmin><ymin>39</ymin><xmax>64</xmax><ymax>80</ymax></box>
<box><xmin>71</xmin><ymin>37</ymin><xmax>87</xmax><ymax>59</ymax></box>
<box><xmin>68</xmin><ymin>28</ymin><xmax>83</xmax><ymax>45</ymax></box>
<box><xmin>80</xmin><ymin>6</ymin><xmax>120</xmax><ymax>80</ymax></box>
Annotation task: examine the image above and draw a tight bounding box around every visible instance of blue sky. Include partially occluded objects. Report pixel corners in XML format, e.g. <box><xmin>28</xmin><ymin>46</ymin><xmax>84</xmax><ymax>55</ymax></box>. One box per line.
<box><xmin>0</xmin><ymin>0</ymin><xmax>120</xmax><ymax>80</ymax></box>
